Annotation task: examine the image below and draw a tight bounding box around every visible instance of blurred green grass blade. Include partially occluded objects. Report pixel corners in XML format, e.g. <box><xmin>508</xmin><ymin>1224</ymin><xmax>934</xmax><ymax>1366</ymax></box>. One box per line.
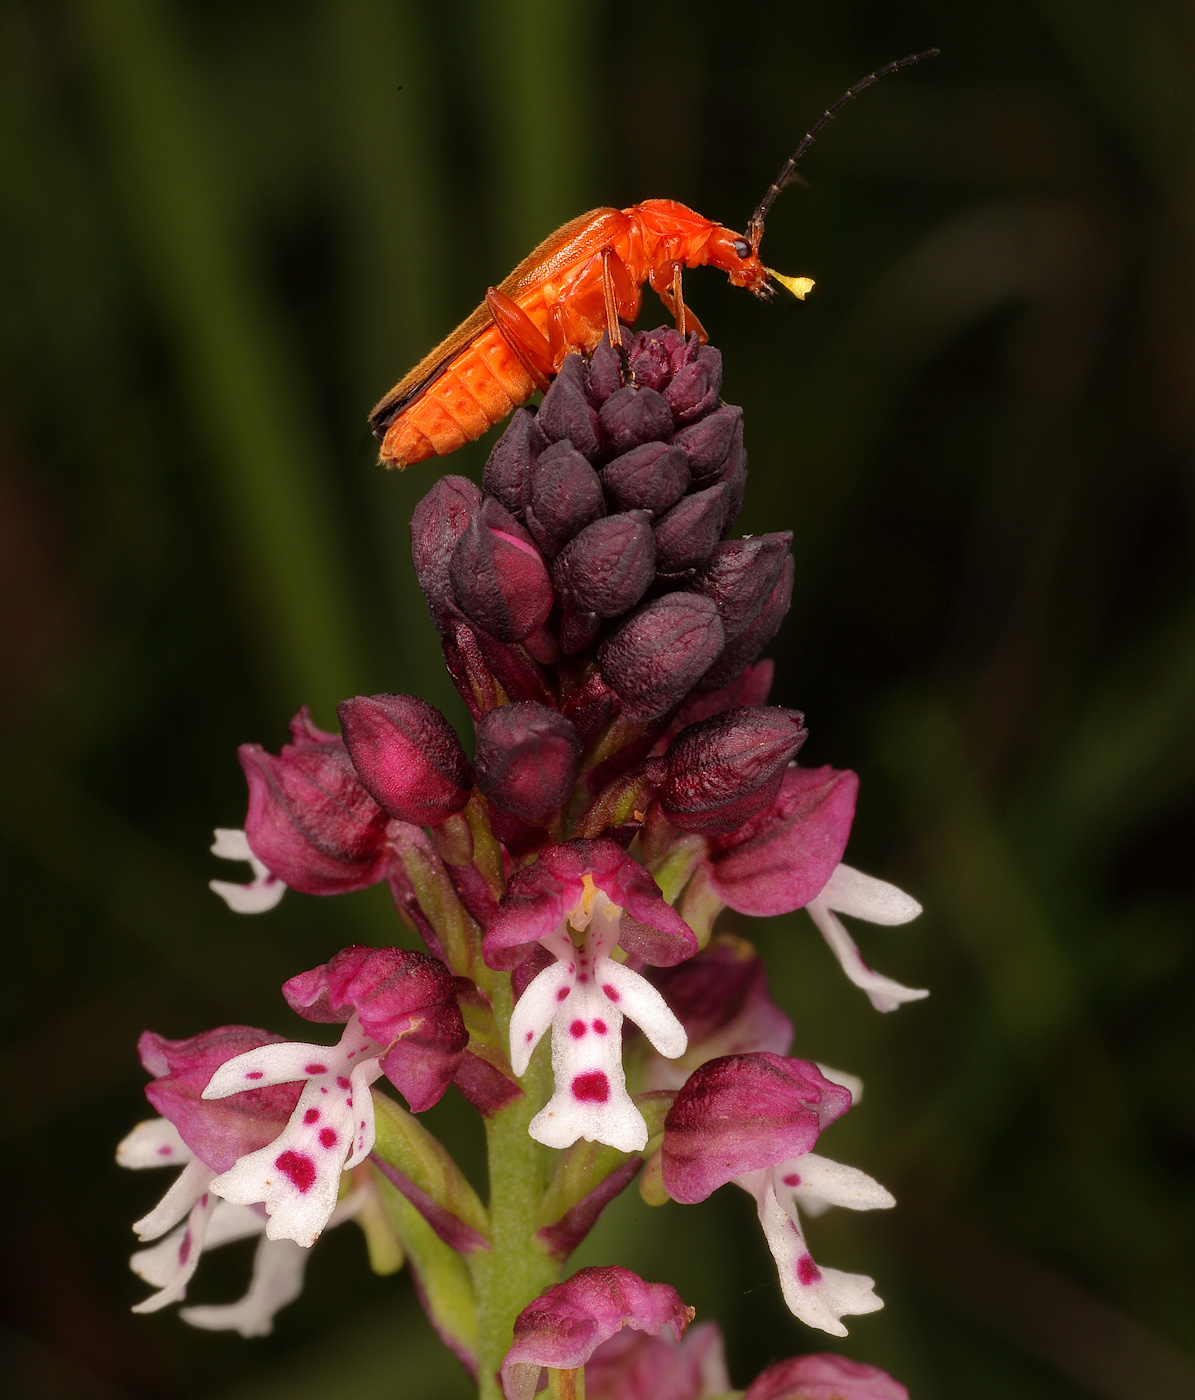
<box><xmin>474</xmin><ymin>0</ymin><xmax>595</xmax><ymax>264</ymax></box>
<box><xmin>72</xmin><ymin>0</ymin><xmax>363</xmax><ymax>719</ymax></box>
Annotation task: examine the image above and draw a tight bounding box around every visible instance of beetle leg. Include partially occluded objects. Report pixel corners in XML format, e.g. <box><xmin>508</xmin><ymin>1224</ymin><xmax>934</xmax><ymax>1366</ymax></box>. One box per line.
<box><xmin>600</xmin><ymin>247</ymin><xmax>637</xmax><ymax>348</ymax></box>
<box><xmin>651</xmin><ymin>262</ymin><xmax>709</xmax><ymax>344</ymax></box>
<box><xmin>485</xmin><ymin>287</ymin><xmax>554</xmax><ymax>392</ymax></box>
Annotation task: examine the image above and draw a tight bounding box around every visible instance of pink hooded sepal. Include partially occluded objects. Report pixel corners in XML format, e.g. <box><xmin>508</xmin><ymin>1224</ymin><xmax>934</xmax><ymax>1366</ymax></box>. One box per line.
<box><xmin>483</xmin><ymin>838</ymin><xmax>697</xmax><ymax>970</ymax></box>
<box><xmin>743</xmin><ymin>1354</ymin><xmax>908</xmax><ymax>1400</ymax></box>
<box><xmin>282</xmin><ymin>946</ymin><xmax>468</xmax><ymax>1112</ymax></box>
<box><xmin>585</xmin><ymin>1319</ymin><xmax>729</xmax><ymax>1400</ymax></box>
<box><xmin>705</xmin><ymin>766</ymin><xmax>858</xmax><ymax>916</ymax></box>
<box><xmin>139</xmin><ymin>1027</ymin><xmax>301</xmax><ymax>1173</ymax></box>
<box><xmin>239</xmin><ymin>715</ymin><xmax>393</xmax><ymax>895</ymax></box>
<box><xmin>501</xmin><ymin>1266</ymin><xmax>694</xmax><ymax>1400</ymax></box>
<box><xmin>661</xmin><ymin>1054</ymin><xmax>852</xmax><ymax>1204</ymax></box>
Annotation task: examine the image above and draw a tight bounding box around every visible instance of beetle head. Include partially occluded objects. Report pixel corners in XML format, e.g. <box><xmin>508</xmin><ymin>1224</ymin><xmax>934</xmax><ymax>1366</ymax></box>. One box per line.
<box><xmin>706</xmin><ymin>227</ymin><xmax>776</xmax><ymax>301</ymax></box>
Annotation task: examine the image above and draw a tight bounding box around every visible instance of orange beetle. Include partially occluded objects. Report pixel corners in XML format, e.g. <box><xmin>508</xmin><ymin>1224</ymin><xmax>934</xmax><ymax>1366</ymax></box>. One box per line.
<box><xmin>370</xmin><ymin>51</ymin><xmax>936</xmax><ymax>470</ymax></box>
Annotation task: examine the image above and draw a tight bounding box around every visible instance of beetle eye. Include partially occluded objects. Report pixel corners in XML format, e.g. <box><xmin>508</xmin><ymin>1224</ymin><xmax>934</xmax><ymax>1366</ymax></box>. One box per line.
<box><xmin>732</xmin><ymin>238</ymin><xmax>751</xmax><ymax>259</ymax></box>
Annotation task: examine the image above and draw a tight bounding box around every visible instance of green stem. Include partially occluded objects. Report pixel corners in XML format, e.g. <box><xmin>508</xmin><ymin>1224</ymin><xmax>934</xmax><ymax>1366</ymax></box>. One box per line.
<box><xmin>469</xmin><ymin>976</ymin><xmax>560</xmax><ymax>1400</ymax></box>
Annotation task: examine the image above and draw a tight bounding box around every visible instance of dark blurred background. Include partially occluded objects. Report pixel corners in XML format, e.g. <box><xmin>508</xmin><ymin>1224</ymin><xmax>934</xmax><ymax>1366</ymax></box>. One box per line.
<box><xmin>3</xmin><ymin>1</ymin><xmax>1194</xmax><ymax>1397</ymax></box>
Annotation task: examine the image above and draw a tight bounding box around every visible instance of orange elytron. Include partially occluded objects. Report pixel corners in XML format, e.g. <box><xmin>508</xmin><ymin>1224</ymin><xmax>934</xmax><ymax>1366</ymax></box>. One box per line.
<box><xmin>369</xmin><ymin>51</ymin><xmax>937</xmax><ymax>470</ymax></box>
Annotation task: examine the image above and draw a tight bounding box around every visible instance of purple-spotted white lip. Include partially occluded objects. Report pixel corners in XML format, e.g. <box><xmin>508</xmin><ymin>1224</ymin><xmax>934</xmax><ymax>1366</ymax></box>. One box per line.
<box><xmin>509</xmin><ymin>877</ymin><xmax>687</xmax><ymax>1153</ymax></box>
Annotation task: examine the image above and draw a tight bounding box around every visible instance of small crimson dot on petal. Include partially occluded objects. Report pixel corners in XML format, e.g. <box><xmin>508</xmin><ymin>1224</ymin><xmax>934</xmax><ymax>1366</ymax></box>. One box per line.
<box><xmin>305</xmin><ymin>1063</ymin><xmax>327</xmax><ymax>1075</ymax></box>
<box><xmin>570</xmin><ymin>1019</ymin><xmax>586</xmax><ymax>1038</ymax></box>
<box><xmin>275</xmin><ymin>1150</ymin><xmax>317</xmax><ymax>1193</ymax></box>
<box><xmin>796</xmin><ymin>1253</ymin><xmax>822</xmax><ymax>1286</ymax></box>
<box><xmin>578</xmin><ymin>974</ymin><xmax>588</xmax><ymax>983</ymax></box>
<box><xmin>525</xmin><ymin>1030</ymin><xmax>534</xmax><ymax>1041</ymax></box>
<box><xmin>602</xmin><ymin>984</ymin><xmax>619</xmax><ymax>1001</ymax></box>
<box><xmin>571</xmin><ymin>1070</ymin><xmax>609</xmax><ymax>1103</ymax></box>
<box><xmin>319</xmin><ymin>1127</ymin><xmax>338</xmax><ymax>1149</ymax></box>
<box><xmin>304</xmin><ymin>1108</ymin><xmax>320</xmax><ymax>1124</ymax></box>
<box><xmin>346</xmin><ymin>1097</ymin><xmax>352</xmax><ymax>1107</ymax></box>
<box><xmin>246</xmin><ymin>1071</ymin><xmax>264</xmax><ymax>1080</ymax></box>
<box><xmin>178</xmin><ymin>1229</ymin><xmax>192</xmax><ymax>1265</ymax></box>
<box><xmin>337</xmin><ymin>1076</ymin><xmax>350</xmax><ymax>1090</ymax></box>
<box><xmin>556</xmin><ymin>986</ymin><xmax>570</xmax><ymax>1001</ymax></box>
<box><xmin>157</xmin><ymin>1145</ymin><xmax>173</xmax><ymax>1156</ymax></box>
<box><xmin>783</xmin><ymin>1173</ymin><xmax>801</xmax><ymax>1186</ymax></box>
<box><xmin>320</xmin><ymin>1086</ymin><xmax>328</xmax><ymax>1094</ymax></box>
<box><xmin>592</xmin><ymin>1019</ymin><xmax>607</xmax><ymax>1034</ymax></box>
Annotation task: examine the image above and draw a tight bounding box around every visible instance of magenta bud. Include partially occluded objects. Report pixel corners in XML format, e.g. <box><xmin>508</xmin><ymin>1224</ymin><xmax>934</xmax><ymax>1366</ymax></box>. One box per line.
<box><xmin>474</xmin><ymin>701</ymin><xmax>581</xmax><ymax>825</ymax></box>
<box><xmin>665</xmin><ymin>346</ymin><xmax>722</xmax><ymax>423</ymax></box>
<box><xmin>693</xmin><ymin>534</ymin><xmax>793</xmax><ymax>641</ymax></box>
<box><xmin>653</xmin><ymin>483</ymin><xmax>728</xmax><ymax>573</ymax></box>
<box><xmin>525</xmin><ymin>439</ymin><xmax>606</xmax><ymax>557</ymax></box>
<box><xmin>554</xmin><ymin>511</ymin><xmax>656</xmax><ymax>618</ymax></box>
<box><xmin>239</xmin><ymin>734</ymin><xmax>392</xmax><ymax>895</ymax></box>
<box><xmin>450</xmin><ymin>502</ymin><xmax>554</xmax><ymax>642</ymax></box>
<box><xmin>482</xmin><ymin>408</ymin><xmax>538</xmax><ymax>516</ymax></box>
<box><xmin>535</xmin><ymin>354</ymin><xmax>604</xmax><ymax>462</ymax></box>
<box><xmin>598</xmin><ymin>593</ymin><xmax>725</xmax><ymax>722</ymax></box>
<box><xmin>627</xmin><ymin>327</ymin><xmax>691</xmax><ymax>389</ymax></box>
<box><xmin>673</xmin><ymin>405</ymin><xmax>742</xmax><ymax>482</ymax></box>
<box><xmin>601</xmin><ymin>440</ymin><xmax>691</xmax><ymax>514</ymax></box>
<box><xmin>661</xmin><ymin>706</ymin><xmax>807</xmax><ymax>832</ymax></box>
<box><xmin>744</xmin><ymin>1355</ymin><xmax>909</xmax><ymax>1400</ymax></box>
<box><xmin>599</xmin><ymin>385</ymin><xmax>674</xmax><ymax>453</ymax></box>
<box><xmin>338</xmin><ymin>693</ymin><xmax>473</xmax><ymax>826</ymax></box>
<box><xmin>699</xmin><ymin>554</ymin><xmax>793</xmax><ymax>690</ymax></box>
<box><xmin>410</xmin><ymin>475</ymin><xmax>482</xmax><ymax>625</ymax></box>
<box><xmin>586</xmin><ymin>334</ymin><xmax>625</xmax><ymax>403</ymax></box>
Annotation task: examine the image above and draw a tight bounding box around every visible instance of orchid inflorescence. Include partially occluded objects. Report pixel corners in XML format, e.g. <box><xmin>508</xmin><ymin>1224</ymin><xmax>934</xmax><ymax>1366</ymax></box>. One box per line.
<box><xmin>119</xmin><ymin>328</ymin><xmax>926</xmax><ymax>1400</ymax></box>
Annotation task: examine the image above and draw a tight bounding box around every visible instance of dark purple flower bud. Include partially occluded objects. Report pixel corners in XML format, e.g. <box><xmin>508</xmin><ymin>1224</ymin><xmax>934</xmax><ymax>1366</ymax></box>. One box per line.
<box><xmin>652</xmin><ymin>483</ymin><xmax>728</xmax><ymax>573</ymax></box>
<box><xmin>692</xmin><ymin>535</ymin><xmax>792</xmax><ymax>642</ymax></box>
<box><xmin>526</xmin><ymin>440</ymin><xmax>606</xmax><ymax>556</ymax></box>
<box><xmin>744</xmin><ymin>1354</ymin><xmax>908</xmax><ymax>1400</ymax></box>
<box><xmin>587</xmin><ymin>335</ymin><xmax>625</xmax><ymax>403</ymax></box>
<box><xmin>585</xmin><ymin>1320</ymin><xmax>729</xmax><ymax>1400</ymax></box>
<box><xmin>483</xmin><ymin>408</ymin><xmax>538</xmax><ymax>516</ymax></box>
<box><xmin>140</xmin><ymin>1026</ymin><xmax>300</xmax><ymax>1172</ymax></box>
<box><xmin>601</xmin><ymin>441</ymin><xmax>691</xmax><ymax>514</ymax></box>
<box><xmin>560</xmin><ymin>606</ymin><xmax>602</xmax><ymax>656</ymax></box>
<box><xmin>337</xmin><ymin>693</ymin><xmax>473</xmax><ymax>827</ymax></box>
<box><xmin>713</xmin><ymin>435</ymin><xmax>747</xmax><ymax>530</ymax></box>
<box><xmin>502</xmin><ymin>1267</ymin><xmax>693</xmax><ymax>1400</ymax></box>
<box><xmin>561</xmin><ymin>669</ymin><xmax>622</xmax><ymax>748</ymax></box>
<box><xmin>705</xmin><ymin>765</ymin><xmax>858</xmax><ymax>915</ymax></box>
<box><xmin>535</xmin><ymin>354</ymin><xmax>604</xmax><ymax>463</ymax></box>
<box><xmin>672</xmin><ymin>405</ymin><xmax>742</xmax><ymax>481</ymax></box>
<box><xmin>627</xmin><ymin>327</ymin><xmax>691</xmax><ymax>389</ymax></box>
<box><xmin>661</xmin><ymin>706</ymin><xmax>807</xmax><ymax>832</ymax></box>
<box><xmin>664</xmin><ymin>346</ymin><xmax>722</xmax><ymax>424</ymax></box>
<box><xmin>441</xmin><ymin>618</ymin><xmax>502</xmax><ymax>720</ymax></box>
<box><xmin>450</xmin><ymin>503</ymin><xmax>554</xmax><ymax>642</ymax></box>
<box><xmin>283</xmin><ymin>944</ymin><xmax>469</xmax><ymax>1113</ymax></box>
<box><xmin>239</xmin><ymin>730</ymin><xmax>392</xmax><ymax>895</ymax></box>
<box><xmin>473</xmin><ymin>701</ymin><xmax>581</xmax><ymax>825</ymax></box>
<box><xmin>661</xmin><ymin>1053</ymin><xmax>852</xmax><ymax>1203</ymax></box>
<box><xmin>661</xmin><ymin>660</ymin><xmax>774</xmax><ymax>747</ymax></box>
<box><xmin>598</xmin><ymin>594</ymin><xmax>725</xmax><ymax>723</ymax></box>
<box><xmin>599</xmin><ymin>385</ymin><xmax>674</xmax><ymax>454</ymax></box>
<box><xmin>410</xmin><ymin>475</ymin><xmax>482</xmax><ymax>625</ymax></box>
<box><xmin>699</xmin><ymin>553</ymin><xmax>793</xmax><ymax>690</ymax></box>
<box><xmin>554</xmin><ymin>512</ymin><xmax>655</xmax><ymax>618</ymax></box>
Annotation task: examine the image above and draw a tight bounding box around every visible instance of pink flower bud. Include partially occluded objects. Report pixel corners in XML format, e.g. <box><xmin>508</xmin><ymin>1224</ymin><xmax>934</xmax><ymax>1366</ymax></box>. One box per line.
<box><xmin>501</xmin><ymin>1266</ymin><xmax>694</xmax><ymax>1400</ymax></box>
<box><xmin>661</xmin><ymin>706</ymin><xmax>807</xmax><ymax>832</ymax></box>
<box><xmin>282</xmin><ymin>945</ymin><xmax>468</xmax><ymax>1112</ymax></box>
<box><xmin>450</xmin><ymin>501</ymin><xmax>554</xmax><ymax>642</ymax></box>
<box><xmin>662</xmin><ymin>1053</ymin><xmax>852</xmax><ymax>1204</ymax></box>
<box><xmin>743</xmin><ymin>1354</ymin><xmax>908</xmax><ymax>1400</ymax></box>
<box><xmin>554</xmin><ymin>512</ymin><xmax>656</xmax><ymax>618</ymax></box>
<box><xmin>585</xmin><ymin>1320</ymin><xmax>729</xmax><ymax>1400</ymax></box>
<box><xmin>526</xmin><ymin>440</ymin><xmax>607</xmax><ymax>556</ymax></box>
<box><xmin>238</xmin><ymin>727</ymin><xmax>392</xmax><ymax>896</ymax></box>
<box><xmin>598</xmin><ymin>594</ymin><xmax>725</xmax><ymax>722</ymax></box>
<box><xmin>409</xmin><ymin>475</ymin><xmax>482</xmax><ymax>626</ymax></box>
<box><xmin>337</xmin><ymin>693</ymin><xmax>473</xmax><ymax>826</ymax></box>
<box><xmin>474</xmin><ymin>702</ymin><xmax>581</xmax><ymax>825</ymax></box>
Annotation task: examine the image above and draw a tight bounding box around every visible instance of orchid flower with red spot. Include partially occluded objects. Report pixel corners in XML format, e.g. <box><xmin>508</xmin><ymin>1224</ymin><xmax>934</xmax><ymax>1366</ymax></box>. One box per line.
<box><xmin>662</xmin><ymin>1054</ymin><xmax>894</xmax><ymax>1336</ymax></box>
<box><xmin>485</xmin><ymin>838</ymin><xmax>694</xmax><ymax>1152</ymax></box>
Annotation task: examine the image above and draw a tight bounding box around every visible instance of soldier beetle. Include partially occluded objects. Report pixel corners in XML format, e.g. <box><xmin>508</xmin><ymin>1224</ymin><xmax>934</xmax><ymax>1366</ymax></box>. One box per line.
<box><xmin>370</xmin><ymin>49</ymin><xmax>937</xmax><ymax>469</ymax></box>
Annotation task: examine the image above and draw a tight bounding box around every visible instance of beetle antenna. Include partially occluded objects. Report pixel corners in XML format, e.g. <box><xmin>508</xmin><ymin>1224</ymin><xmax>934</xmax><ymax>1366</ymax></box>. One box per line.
<box><xmin>746</xmin><ymin>48</ymin><xmax>939</xmax><ymax>251</ymax></box>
